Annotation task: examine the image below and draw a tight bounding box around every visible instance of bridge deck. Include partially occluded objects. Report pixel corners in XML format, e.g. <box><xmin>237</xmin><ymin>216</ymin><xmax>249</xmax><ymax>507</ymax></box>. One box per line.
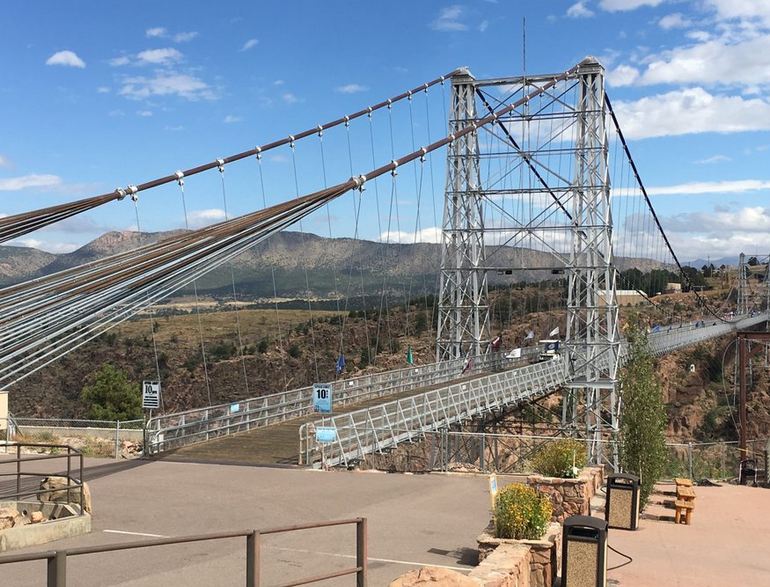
<box><xmin>156</xmin><ymin>371</ymin><xmax>498</xmax><ymax>467</ymax></box>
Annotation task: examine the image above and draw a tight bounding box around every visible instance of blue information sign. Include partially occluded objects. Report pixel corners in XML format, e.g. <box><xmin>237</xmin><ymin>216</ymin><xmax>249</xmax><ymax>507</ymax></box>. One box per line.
<box><xmin>315</xmin><ymin>427</ymin><xmax>337</xmax><ymax>444</ymax></box>
<box><xmin>312</xmin><ymin>383</ymin><xmax>333</xmax><ymax>413</ymax></box>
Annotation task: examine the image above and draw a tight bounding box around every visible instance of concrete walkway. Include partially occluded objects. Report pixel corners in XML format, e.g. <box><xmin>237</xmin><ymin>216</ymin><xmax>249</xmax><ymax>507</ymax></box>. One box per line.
<box><xmin>605</xmin><ymin>483</ymin><xmax>770</xmax><ymax>586</ymax></box>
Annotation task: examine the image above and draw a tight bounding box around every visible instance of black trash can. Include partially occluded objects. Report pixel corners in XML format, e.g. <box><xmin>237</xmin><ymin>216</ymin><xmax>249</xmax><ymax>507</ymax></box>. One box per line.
<box><xmin>605</xmin><ymin>473</ymin><xmax>640</xmax><ymax>530</ymax></box>
<box><xmin>562</xmin><ymin>515</ymin><xmax>608</xmax><ymax>587</ymax></box>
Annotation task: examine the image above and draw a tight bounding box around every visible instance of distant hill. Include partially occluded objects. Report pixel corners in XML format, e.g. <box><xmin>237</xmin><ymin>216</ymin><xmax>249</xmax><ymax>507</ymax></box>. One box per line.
<box><xmin>0</xmin><ymin>230</ymin><xmax>665</xmax><ymax>299</ymax></box>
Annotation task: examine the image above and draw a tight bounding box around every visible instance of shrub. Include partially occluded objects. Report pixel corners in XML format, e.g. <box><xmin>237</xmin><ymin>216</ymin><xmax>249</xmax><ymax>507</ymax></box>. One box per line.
<box><xmin>288</xmin><ymin>344</ymin><xmax>301</xmax><ymax>358</ymax></box>
<box><xmin>80</xmin><ymin>363</ymin><xmax>142</xmax><ymax>421</ymax></box>
<box><xmin>257</xmin><ymin>338</ymin><xmax>269</xmax><ymax>354</ymax></box>
<box><xmin>530</xmin><ymin>439</ymin><xmax>587</xmax><ymax>478</ymax></box>
<box><xmin>619</xmin><ymin>324</ymin><xmax>668</xmax><ymax>507</ymax></box>
<box><xmin>494</xmin><ymin>483</ymin><xmax>552</xmax><ymax>540</ymax></box>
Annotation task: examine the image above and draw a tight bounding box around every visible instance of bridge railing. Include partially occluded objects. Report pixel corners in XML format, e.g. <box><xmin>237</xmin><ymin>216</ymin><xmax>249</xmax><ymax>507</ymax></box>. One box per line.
<box><xmin>145</xmin><ymin>349</ymin><xmax>539</xmax><ymax>455</ymax></box>
<box><xmin>647</xmin><ymin>312</ymin><xmax>770</xmax><ymax>355</ymax></box>
<box><xmin>299</xmin><ymin>356</ymin><xmax>568</xmax><ymax>468</ymax></box>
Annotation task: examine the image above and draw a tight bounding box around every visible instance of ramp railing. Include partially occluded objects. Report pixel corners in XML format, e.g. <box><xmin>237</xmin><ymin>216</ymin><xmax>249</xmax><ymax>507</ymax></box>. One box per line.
<box><xmin>648</xmin><ymin>312</ymin><xmax>770</xmax><ymax>355</ymax></box>
<box><xmin>299</xmin><ymin>356</ymin><xmax>568</xmax><ymax>468</ymax></box>
<box><xmin>145</xmin><ymin>349</ymin><xmax>538</xmax><ymax>455</ymax></box>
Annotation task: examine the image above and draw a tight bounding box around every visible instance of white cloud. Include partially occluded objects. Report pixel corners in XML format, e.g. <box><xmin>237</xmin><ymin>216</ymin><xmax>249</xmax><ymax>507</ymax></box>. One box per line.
<box><xmin>281</xmin><ymin>92</ymin><xmax>299</xmax><ymax>104</ymax></box>
<box><xmin>0</xmin><ymin>155</ymin><xmax>11</xmax><ymax>168</ymax></box>
<box><xmin>336</xmin><ymin>83</ymin><xmax>368</xmax><ymax>94</ymax></box>
<box><xmin>96</xmin><ymin>86</ymin><xmax>111</xmax><ymax>93</ymax></box>
<box><xmin>658</xmin><ymin>13</ymin><xmax>691</xmax><ymax>29</ymax></box>
<box><xmin>45</xmin><ymin>50</ymin><xmax>85</xmax><ymax>68</ymax></box>
<box><xmin>380</xmin><ymin>226</ymin><xmax>442</xmax><ymax>244</ymax></box>
<box><xmin>686</xmin><ymin>30</ymin><xmax>711</xmax><ymax>42</ymax></box>
<box><xmin>695</xmin><ymin>154</ymin><xmax>731</xmax><ymax>165</ymax></box>
<box><xmin>273</xmin><ymin>79</ymin><xmax>285</xmax><ymax>86</ymax></box>
<box><xmin>0</xmin><ymin>174</ymin><xmax>62</xmax><ymax>191</ymax></box>
<box><xmin>109</xmin><ymin>56</ymin><xmax>131</xmax><ymax>67</ymax></box>
<box><xmin>137</xmin><ymin>110</ymin><xmax>153</xmax><ymax>117</ymax></box>
<box><xmin>164</xmin><ymin>125</ymin><xmax>185</xmax><ymax>132</ymax></box>
<box><xmin>146</xmin><ymin>27</ymin><xmax>167</xmax><ymax>38</ymax></box>
<box><xmin>9</xmin><ymin>238</ymin><xmax>79</xmax><ymax>254</ymax></box>
<box><xmin>479</xmin><ymin>20</ymin><xmax>489</xmax><ymax>32</ymax></box>
<box><xmin>173</xmin><ymin>31</ymin><xmax>198</xmax><ymax>43</ymax></box>
<box><xmin>643</xmin><ymin>180</ymin><xmax>770</xmax><ymax>196</ymax></box>
<box><xmin>188</xmin><ymin>208</ymin><xmax>226</xmax><ymax>228</ymax></box>
<box><xmin>240</xmin><ymin>39</ymin><xmax>259</xmax><ymax>51</ymax></box>
<box><xmin>599</xmin><ymin>0</ymin><xmax>663</xmax><ymax>11</ymax></box>
<box><xmin>430</xmin><ymin>5</ymin><xmax>468</xmax><ymax>31</ymax></box>
<box><xmin>119</xmin><ymin>72</ymin><xmax>217</xmax><ymax>101</ymax></box>
<box><xmin>607</xmin><ymin>64</ymin><xmax>639</xmax><ymax>86</ymax></box>
<box><xmin>612</xmin><ymin>87</ymin><xmax>770</xmax><ymax>139</ymax></box>
<box><xmin>636</xmin><ymin>35</ymin><xmax>770</xmax><ymax>87</ymax></box>
<box><xmin>705</xmin><ymin>1</ymin><xmax>770</xmax><ymax>26</ymax></box>
<box><xmin>136</xmin><ymin>48</ymin><xmax>183</xmax><ymax>65</ymax></box>
<box><xmin>567</xmin><ymin>2</ymin><xmax>594</xmax><ymax>18</ymax></box>
<box><xmin>223</xmin><ymin>114</ymin><xmax>242</xmax><ymax>123</ymax></box>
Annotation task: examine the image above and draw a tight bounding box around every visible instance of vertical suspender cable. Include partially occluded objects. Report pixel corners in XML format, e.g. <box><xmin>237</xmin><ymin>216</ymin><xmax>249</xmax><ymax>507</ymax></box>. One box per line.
<box><xmin>176</xmin><ymin>175</ymin><xmax>213</xmax><ymax>406</ymax></box>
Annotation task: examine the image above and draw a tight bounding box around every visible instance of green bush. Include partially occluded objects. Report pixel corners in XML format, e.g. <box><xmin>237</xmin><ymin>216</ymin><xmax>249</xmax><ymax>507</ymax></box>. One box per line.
<box><xmin>494</xmin><ymin>483</ymin><xmax>552</xmax><ymax>540</ymax></box>
<box><xmin>80</xmin><ymin>364</ymin><xmax>142</xmax><ymax>421</ymax></box>
<box><xmin>530</xmin><ymin>439</ymin><xmax>587</xmax><ymax>478</ymax></box>
<box><xmin>619</xmin><ymin>324</ymin><xmax>668</xmax><ymax>507</ymax></box>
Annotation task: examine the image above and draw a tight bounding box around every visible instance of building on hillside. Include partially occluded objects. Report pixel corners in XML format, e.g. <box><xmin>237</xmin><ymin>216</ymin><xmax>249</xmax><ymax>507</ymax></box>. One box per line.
<box><xmin>665</xmin><ymin>282</ymin><xmax>682</xmax><ymax>294</ymax></box>
<box><xmin>599</xmin><ymin>289</ymin><xmax>647</xmax><ymax>306</ymax></box>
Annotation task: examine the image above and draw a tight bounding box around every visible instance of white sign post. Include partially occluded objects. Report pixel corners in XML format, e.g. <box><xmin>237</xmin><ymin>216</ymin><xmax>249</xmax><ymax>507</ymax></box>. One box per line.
<box><xmin>142</xmin><ymin>380</ymin><xmax>161</xmax><ymax>410</ymax></box>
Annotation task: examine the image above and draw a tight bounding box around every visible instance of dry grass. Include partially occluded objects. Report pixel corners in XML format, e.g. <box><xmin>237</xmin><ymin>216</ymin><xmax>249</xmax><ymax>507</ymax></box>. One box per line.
<box><xmin>115</xmin><ymin>308</ymin><xmax>344</xmax><ymax>351</ymax></box>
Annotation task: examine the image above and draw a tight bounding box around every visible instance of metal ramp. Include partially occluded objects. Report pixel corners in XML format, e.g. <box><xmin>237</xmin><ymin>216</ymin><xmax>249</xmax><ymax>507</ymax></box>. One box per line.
<box><xmin>299</xmin><ymin>356</ymin><xmax>568</xmax><ymax>468</ymax></box>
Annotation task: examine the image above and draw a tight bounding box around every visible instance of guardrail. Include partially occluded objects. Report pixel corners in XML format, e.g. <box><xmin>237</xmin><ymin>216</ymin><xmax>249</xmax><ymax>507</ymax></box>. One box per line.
<box><xmin>647</xmin><ymin>312</ymin><xmax>770</xmax><ymax>355</ymax></box>
<box><xmin>0</xmin><ymin>442</ymin><xmax>85</xmax><ymax>514</ymax></box>
<box><xmin>0</xmin><ymin>517</ymin><xmax>367</xmax><ymax>587</ymax></box>
<box><xmin>299</xmin><ymin>356</ymin><xmax>568</xmax><ymax>468</ymax></box>
<box><xmin>145</xmin><ymin>349</ymin><xmax>539</xmax><ymax>455</ymax></box>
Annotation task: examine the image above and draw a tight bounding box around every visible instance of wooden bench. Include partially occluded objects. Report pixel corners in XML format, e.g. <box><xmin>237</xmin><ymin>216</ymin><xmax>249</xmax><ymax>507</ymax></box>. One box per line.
<box><xmin>674</xmin><ymin>477</ymin><xmax>693</xmax><ymax>487</ymax></box>
<box><xmin>675</xmin><ymin>499</ymin><xmax>695</xmax><ymax>524</ymax></box>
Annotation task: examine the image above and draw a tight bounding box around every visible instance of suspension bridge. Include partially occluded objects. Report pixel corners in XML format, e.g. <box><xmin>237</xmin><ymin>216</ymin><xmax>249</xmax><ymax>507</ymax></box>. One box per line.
<box><xmin>2</xmin><ymin>57</ymin><xmax>767</xmax><ymax>471</ymax></box>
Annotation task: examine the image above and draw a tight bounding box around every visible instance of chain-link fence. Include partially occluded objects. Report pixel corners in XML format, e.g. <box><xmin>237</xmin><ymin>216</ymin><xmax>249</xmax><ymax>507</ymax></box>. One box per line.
<box><xmin>335</xmin><ymin>428</ymin><xmax>767</xmax><ymax>481</ymax></box>
<box><xmin>6</xmin><ymin>417</ymin><xmax>144</xmax><ymax>459</ymax></box>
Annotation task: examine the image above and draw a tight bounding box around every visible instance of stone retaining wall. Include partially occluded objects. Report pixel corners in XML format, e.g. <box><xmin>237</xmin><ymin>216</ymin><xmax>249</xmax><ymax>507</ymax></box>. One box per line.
<box><xmin>526</xmin><ymin>466</ymin><xmax>604</xmax><ymax>523</ymax></box>
<box><xmin>477</xmin><ymin>522</ymin><xmax>561</xmax><ymax>587</ymax></box>
<box><xmin>468</xmin><ymin>543</ymin><xmax>531</xmax><ymax>586</ymax></box>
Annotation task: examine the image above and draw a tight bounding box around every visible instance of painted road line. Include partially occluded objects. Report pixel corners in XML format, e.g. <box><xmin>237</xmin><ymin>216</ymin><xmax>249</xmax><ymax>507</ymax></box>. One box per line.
<box><xmin>268</xmin><ymin>545</ymin><xmax>471</xmax><ymax>572</ymax></box>
<box><xmin>103</xmin><ymin>529</ymin><xmax>169</xmax><ymax>538</ymax></box>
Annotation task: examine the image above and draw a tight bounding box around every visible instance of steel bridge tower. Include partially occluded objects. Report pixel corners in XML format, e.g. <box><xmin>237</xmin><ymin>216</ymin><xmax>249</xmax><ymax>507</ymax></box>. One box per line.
<box><xmin>562</xmin><ymin>60</ymin><xmax>621</xmax><ymax>469</ymax></box>
<box><xmin>436</xmin><ymin>68</ymin><xmax>490</xmax><ymax>361</ymax></box>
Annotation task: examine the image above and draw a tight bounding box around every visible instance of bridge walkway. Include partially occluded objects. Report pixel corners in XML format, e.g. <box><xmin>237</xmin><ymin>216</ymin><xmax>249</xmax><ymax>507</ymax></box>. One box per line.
<box><xmin>156</xmin><ymin>370</ymin><xmax>505</xmax><ymax>467</ymax></box>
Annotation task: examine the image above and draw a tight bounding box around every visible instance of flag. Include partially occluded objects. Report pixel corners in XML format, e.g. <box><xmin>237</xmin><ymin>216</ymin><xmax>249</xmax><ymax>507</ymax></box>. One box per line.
<box><xmin>524</xmin><ymin>330</ymin><xmax>535</xmax><ymax>340</ymax></box>
<box><xmin>335</xmin><ymin>353</ymin><xmax>346</xmax><ymax>375</ymax></box>
<box><xmin>406</xmin><ymin>345</ymin><xmax>414</xmax><ymax>365</ymax></box>
<box><xmin>548</xmin><ymin>326</ymin><xmax>560</xmax><ymax>337</ymax></box>
<box><xmin>505</xmin><ymin>348</ymin><xmax>522</xmax><ymax>359</ymax></box>
<box><xmin>462</xmin><ymin>355</ymin><xmax>474</xmax><ymax>374</ymax></box>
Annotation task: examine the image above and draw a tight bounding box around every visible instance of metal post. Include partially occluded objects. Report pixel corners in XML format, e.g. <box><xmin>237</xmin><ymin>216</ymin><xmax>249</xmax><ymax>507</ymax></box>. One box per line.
<box><xmin>66</xmin><ymin>447</ymin><xmax>71</xmax><ymax>505</ymax></box>
<box><xmin>436</xmin><ymin>68</ymin><xmax>489</xmax><ymax>361</ymax></box>
<box><xmin>356</xmin><ymin>518</ymin><xmax>368</xmax><ymax>587</ymax></box>
<box><xmin>479</xmin><ymin>432</ymin><xmax>485</xmax><ymax>471</ymax></box>
<box><xmin>246</xmin><ymin>530</ymin><xmax>260</xmax><ymax>587</ymax></box>
<box><xmin>47</xmin><ymin>551</ymin><xmax>66</xmax><ymax>587</ymax></box>
<box><xmin>79</xmin><ymin>453</ymin><xmax>83</xmax><ymax>514</ymax></box>
<box><xmin>16</xmin><ymin>443</ymin><xmax>20</xmax><ymax>498</ymax></box>
<box><xmin>688</xmin><ymin>442</ymin><xmax>693</xmax><ymax>480</ymax></box>
<box><xmin>739</xmin><ymin>335</ymin><xmax>748</xmax><ymax>460</ymax></box>
<box><xmin>115</xmin><ymin>421</ymin><xmax>120</xmax><ymax>460</ymax></box>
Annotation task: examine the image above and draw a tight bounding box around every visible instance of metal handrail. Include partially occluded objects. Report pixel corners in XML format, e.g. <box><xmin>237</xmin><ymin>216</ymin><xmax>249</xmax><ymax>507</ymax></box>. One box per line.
<box><xmin>145</xmin><ymin>350</ymin><xmax>537</xmax><ymax>455</ymax></box>
<box><xmin>300</xmin><ymin>356</ymin><xmax>568</xmax><ymax>467</ymax></box>
<box><xmin>0</xmin><ymin>517</ymin><xmax>367</xmax><ymax>587</ymax></box>
<box><xmin>0</xmin><ymin>442</ymin><xmax>85</xmax><ymax>515</ymax></box>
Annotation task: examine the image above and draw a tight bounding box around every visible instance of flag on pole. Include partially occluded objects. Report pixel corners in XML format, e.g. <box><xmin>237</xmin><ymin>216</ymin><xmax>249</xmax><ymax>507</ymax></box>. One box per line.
<box><xmin>548</xmin><ymin>326</ymin><xmax>560</xmax><ymax>337</ymax></box>
<box><xmin>524</xmin><ymin>330</ymin><xmax>535</xmax><ymax>340</ymax></box>
<box><xmin>505</xmin><ymin>348</ymin><xmax>522</xmax><ymax>359</ymax></box>
<box><xmin>490</xmin><ymin>335</ymin><xmax>502</xmax><ymax>351</ymax></box>
<box><xmin>335</xmin><ymin>353</ymin><xmax>346</xmax><ymax>375</ymax></box>
<box><xmin>406</xmin><ymin>345</ymin><xmax>414</xmax><ymax>365</ymax></box>
<box><xmin>462</xmin><ymin>355</ymin><xmax>474</xmax><ymax>374</ymax></box>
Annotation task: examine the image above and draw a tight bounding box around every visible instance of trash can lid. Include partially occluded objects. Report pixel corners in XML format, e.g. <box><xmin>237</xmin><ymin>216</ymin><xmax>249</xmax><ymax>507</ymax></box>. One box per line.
<box><xmin>607</xmin><ymin>473</ymin><xmax>640</xmax><ymax>484</ymax></box>
<box><xmin>563</xmin><ymin>515</ymin><xmax>608</xmax><ymax>531</ymax></box>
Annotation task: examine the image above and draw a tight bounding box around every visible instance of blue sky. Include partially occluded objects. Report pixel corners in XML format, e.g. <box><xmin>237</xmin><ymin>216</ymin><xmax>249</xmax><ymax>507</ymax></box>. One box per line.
<box><xmin>1</xmin><ymin>0</ymin><xmax>769</xmax><ymax>261</ymax></box>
